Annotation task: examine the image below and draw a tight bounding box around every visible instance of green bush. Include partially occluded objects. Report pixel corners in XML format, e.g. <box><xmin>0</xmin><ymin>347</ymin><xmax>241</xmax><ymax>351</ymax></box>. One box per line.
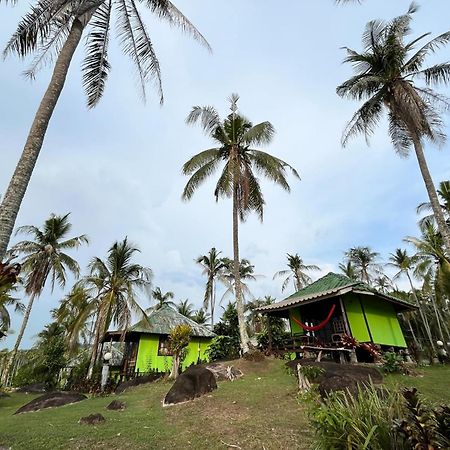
<box><xmin>310</xmin><ymin>383</ymin><xmax>407</xmax><ymax>450</ymax></box>
<box><xmin>382</xmin><ymin>351</ymin><xmax>404</xmax><ymax>373</ymax></box>
<box><xmin>206</xmin><ymin>335</ymin><xmax>240</xmax><ymax>361</ymax></box>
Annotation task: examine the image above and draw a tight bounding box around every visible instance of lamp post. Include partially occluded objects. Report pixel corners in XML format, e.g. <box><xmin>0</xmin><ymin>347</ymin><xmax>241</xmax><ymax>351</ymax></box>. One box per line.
<box><xmin>101</xmin><ymin>351</ymin><xmax>112</xmax><ymax>392</ymax></box>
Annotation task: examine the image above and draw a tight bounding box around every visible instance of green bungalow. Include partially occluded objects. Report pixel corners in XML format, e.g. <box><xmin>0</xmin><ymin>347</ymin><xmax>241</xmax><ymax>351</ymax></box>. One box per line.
<box><xmin>257</xmin><ymin>272</ymin><xmax>416</xmax><ymax>359</ymax></box>
<box><xmin>104</xmin><ymin>305</ymin><xmax>215</xmax><ymax>376</ymax></box>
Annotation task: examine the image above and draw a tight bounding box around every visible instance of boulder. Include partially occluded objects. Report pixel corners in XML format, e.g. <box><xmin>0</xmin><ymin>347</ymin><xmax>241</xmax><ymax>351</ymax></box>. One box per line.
<box><xmin>115</xmin><ymin>373</ymin><xmax>163</xmax><ymax>394</ymax></box>
<box><xmin>14</xmin><ymin>391</ymin><xmax>87</xmax><ymax>414</ymax></box>
<box><xmin>79</xmin><ymin>413</ymin><xmax>106</xmax><ymax>425</ymax></box>
<box><xmin>106</xmin><ymin>400</ymin><xmax>126</xmax><ymax>411</ymax></box>
<box><xmin>204</xmin><ymin>363</ymin><xmax>243</xmax><ymax>382</ymax></box>
<box><xmin>0</xmin><ymin>392</ymin><xmax>10</xmax><ymax>399</ymax></box>
<box><xmin>16</xmin><ymin>383</ymin><xmax>47</xmax><ymax>394</ymax></box>
<box><xmin>318</xmin><ymin>375</ymin><xmax>360</xmax><ymax>398</ymax></box>
<box><xmin>163</xmin><ymin>365</ymin><xmax>217</xmax><ymax>406</ymax></box>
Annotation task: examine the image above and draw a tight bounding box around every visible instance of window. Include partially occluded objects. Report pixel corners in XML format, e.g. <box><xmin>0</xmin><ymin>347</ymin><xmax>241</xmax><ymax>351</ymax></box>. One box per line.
<box><xmin>158</xmin><ymin>336</ymin><xmax>173</xmax><ymax>356</ymax></box>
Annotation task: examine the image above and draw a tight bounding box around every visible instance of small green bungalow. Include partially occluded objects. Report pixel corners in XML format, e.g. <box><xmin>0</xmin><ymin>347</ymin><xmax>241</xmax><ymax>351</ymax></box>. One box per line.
<box><xmin>104</xmin><ymin>305</ymin><xmax>215</xmax><ymax>376</ymax></box>
<box><xmin>257</xmin><ymin>272</ymin><xmax>416</xmax><ymax>355</ymax></box>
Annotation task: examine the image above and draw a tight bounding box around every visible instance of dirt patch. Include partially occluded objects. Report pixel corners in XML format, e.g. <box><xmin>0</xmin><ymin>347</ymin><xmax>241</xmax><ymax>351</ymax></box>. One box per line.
<box><xmin>243</xmin><ymin>350</ymin><xmax>265</xmax><ymax>362</ymax></box>
<box><xmin>14</xmin><ymin>391</ymin><xmax>87</xmax><ymax>414</ymax></box>
<box><xmin>16</xmin><ymin>383</ymin><xmax>47</xmax><ymax>394</ymax></box>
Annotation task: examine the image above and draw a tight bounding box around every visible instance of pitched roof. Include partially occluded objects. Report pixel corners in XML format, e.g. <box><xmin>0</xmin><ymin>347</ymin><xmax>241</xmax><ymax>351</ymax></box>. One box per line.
<box><xmin>257</xmin><ymin>272</ymin><xmax>415</xmax><ymax>313</ymax></box>
<box><xmin>129</xmin><ymin>304</ymin><xmax>215</xmax><ymax>338</ymax></box>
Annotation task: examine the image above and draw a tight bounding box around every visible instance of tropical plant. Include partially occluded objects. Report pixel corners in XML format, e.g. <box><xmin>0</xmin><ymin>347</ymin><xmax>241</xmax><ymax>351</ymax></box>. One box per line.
<box><xmin>221</xmin><ymin>257</ymin><xmax>259</xmax><ymax>304</ymax></box>
<box><xmin>338</xmin><ymin>261</ymin><xmax>358</xmax><ymax>280</ymax></box>
<box><xmin>85</xmin><ymin>238</ymin><xmax>152</xmax><ymax>378</ymax></box>
<box><xmin>344</xmin><ymin>246</ymin><xmax>380</xmax><ymax>284</ymax></box>
<box><xmin>176</xmin><ymin>299</ymin><xmax>194</xmax><ymax>319</ymax></box>
<box><xmin>373</xmin><ymin>274</ymin><xmax>393</xmax><ymax>294</ymax></box>
<box><xmin>53</xmin><ymin>284</ymin><xmax>96</xmax><ymax>356</ymax></box>
<box><xmin>337</xmin><ymin>4</ymin><xmax>450</xmax><ymax>253</ymax></box>
<box><xmin>211</xmin><ymin>302</ymin><xmax>241</xmax><ymax>359</ymax></box>
<box><xmin>1</xmin><ymin>213</ymin><xmax>87</xmax><ymax>385</ymax></box>
<box><xmin>417</xmin><ymin>180</ymin><xmax>450</xmax><ymax>230</ymax></box>
<box><xmin>196</xmin><ymin>247</ymin><xmax>227</xmax><ymax>327</ymax></box>
<box><xmin>151</xmin><ymin>287</ymin><xmax>175</xmax><ymax>310</ymax></box>
<box><xmin>273</xmin><ymin>253</ymin><xmax>320</xmax><ymax>292</ymax></box>
<box><xmin>191</xmin><ymin>308</ymin><xmax>210</xmax><ymax>326</ymax></box>
<box><xmin>182</xmin><ymin>94</ymin><xmax>299</xmax><ymax>353</ymax></box>
<box><xmin>0</xmin><ymin>0</ymin><xmax>210</xmax><ymax>261</ymax></box>
<box><xmin>168</xmin><ymin>324</ymin><xmax>191</xmax><ymax>379</ymax></box>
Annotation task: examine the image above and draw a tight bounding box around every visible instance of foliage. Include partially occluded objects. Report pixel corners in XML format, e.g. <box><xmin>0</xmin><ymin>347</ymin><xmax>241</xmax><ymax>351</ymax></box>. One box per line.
<box><xmin>394</xmin><ymin>388</ymin><xmax>450</xmax><ymax>449</ymax></box>
<box><xmin>191</xmin><ymin>308</ymin><xmax>210</xmax><ymax>325</ymax></box>
<box><xmin>168</xmin><ymin>324</ymin><xmax>192</xmax><ymax>354</ymax></box>
<box><xmin>299</xmin><ymin>365</ymin><xmax>325</xmax><ymax>382</ymax></box>
<box><xmin>344</xmin><ymin>246</ymin><xmax>380</xmax><ymax>284</ymax></box>
<box><xmin>273</xmin><ymin>253</ymin><xmax>320</xmax><ymax>292</ymax></box>
<box><xmin>176</xmin><ymin>299</ymin><xmax>194</xmax><ymax>319</ymax></box>
<box><xmin>206</xmin><ymin>335</ymin><xmax>240</xmax><ymax>361</ymax></box>
<box><xmin>383</xmin><ymin>351</ymin><xmax>405</xmax><ymax>374</ymax></box>
<box><xmin>151</xmin><ymin>287</ymin><xmax>174</xmax><ymax>310</ymax></box>
<box><xmin>310</xmin><ymin>383</ymin><xmax>407</xmax><ymax>450</ymax></box>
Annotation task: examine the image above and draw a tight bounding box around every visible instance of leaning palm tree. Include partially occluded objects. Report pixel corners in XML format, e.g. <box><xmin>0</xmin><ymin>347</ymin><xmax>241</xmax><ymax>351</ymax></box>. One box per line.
<box><xmin>1</xmin><ymin>213</ymin><xmax>88</xmax><ymax>385</ymax></box>
<box><xmin>85</xmin><ymin>238</ymin><xmax>152</xmax><ymax>378</ymax></box>
<box><xmin>0</xmin><ymin>0</ymin><xmax>210</xmax><ymax>261</ymax></box>
<box><xmin>176</xmin><ymin>299</ymin><xmax>194</xmax><ymax>319</ymax></box>
<box><xmin>196</xmin><ymin>247</ymin><xmax>227</xmax><ymax>327</ymax></box>
<box><xmin>151</xmin><ymin>287</ymin><xmax>175</xmax><ymax>310</ymax></box>
<box><xmin>273</xmin><ymin>253</ymin><xmax>320</xmax><ymax>293</ymax></box>
<box><xmin>344</xmin><ymin>246</ymin><xmax>380</xmax><ymax>284</ymax></box>
<box><xmin>182</xmin><ymin>94</ymin><xmax>299</xmax><ymax>353</ymax></box>
<box><xmin>337</xmin><ymin>4</ymin><xmax>450</xmax><ymax>253</ymax></box>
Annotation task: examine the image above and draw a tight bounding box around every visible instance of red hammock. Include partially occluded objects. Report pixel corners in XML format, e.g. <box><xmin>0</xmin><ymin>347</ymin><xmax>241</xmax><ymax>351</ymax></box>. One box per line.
<box><xmin>291</xmin><ymin>304</ymin><xmax>336</xmax><ymax>332</ymax></box>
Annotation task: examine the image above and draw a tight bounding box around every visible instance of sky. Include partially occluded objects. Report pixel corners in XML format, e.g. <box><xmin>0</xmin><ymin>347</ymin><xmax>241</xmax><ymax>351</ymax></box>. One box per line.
<box><xmin>1</xmin><ymin>0</ymin><xmax>450</xmax><ymax>349</ymax></box>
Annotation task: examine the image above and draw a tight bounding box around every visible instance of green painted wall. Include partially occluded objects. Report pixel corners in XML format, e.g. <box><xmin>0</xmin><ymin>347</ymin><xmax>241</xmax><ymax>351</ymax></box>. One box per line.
<box><xmin>135</xmin><ymin>334</ymin><xmax>212</xmax><ymax>373</ymax></box>
<box><xmin>361</xmin><ymin>297</ymin><xmax>407</xmax><ymax>347</ymax></box>
<box><xmin>289</xmin><ymin>308</ymin><xmax>304</xmax><ymax>335</ymax></box>
<box><xmin>343</xmin><ymin>294</ymin><xmax>371</xmax><ymax>342</ymax></box>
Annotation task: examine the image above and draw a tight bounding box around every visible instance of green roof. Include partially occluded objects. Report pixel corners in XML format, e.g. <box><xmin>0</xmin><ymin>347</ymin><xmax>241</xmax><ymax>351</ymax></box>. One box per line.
<box><xmin>129</xmin><ymin>305</ymin><xmax>215</xmax><ymax>338</ymax></box>
<box><xmin>257</xmin><ymin>272</ymin><xmax>415</xmax><ymax>313</ymax></box>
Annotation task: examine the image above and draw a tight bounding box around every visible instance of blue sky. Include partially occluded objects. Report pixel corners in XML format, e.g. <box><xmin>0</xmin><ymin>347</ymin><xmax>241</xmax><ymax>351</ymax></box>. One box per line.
<box><xmin>1</xmin><ymin>0</ymin><xmax>449</xmax><ymax>348</ymax></box>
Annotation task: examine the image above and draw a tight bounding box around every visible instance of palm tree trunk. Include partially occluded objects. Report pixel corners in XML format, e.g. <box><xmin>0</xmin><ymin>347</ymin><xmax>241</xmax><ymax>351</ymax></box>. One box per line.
<box><xmin>87</xmin><ymin>309</ymin><xmax>103</xmax><ymax>380</ymax></box>
<box><xmin>412</xmin><ymin>136</ymin><xmax>450</xmax><ymax>253</ymax></box>
<box><xmin>430</xmin><ymin>294</ymin><xmax>445</xmax><ymax>342</ymax></box>
<box><xmin>232</xmin><ymin>182</ymin><xmax>250</xmax><ymax>354</ymax></box>
<box><xmin>1</xmin><ymin>292</ymin><xmax>36</xmax><ymax>385</ymax></box>
<box><xmin>406</xmin><ymin>271</ymin><xmax>436</xmax><ymax>353</ymax></box>
<box><xmin>0</xmin><ymin>18</ymin><xmax>88</xmax><ymax>260</ymax></box>
<box><xmin>406</xmin><ymin>316</ymin><xmax>421</xmax><ymax>349</ymax></box>
<box><xmin>211</xmin><ymin>280</ymin><xmax>215</xmax><ymax>328</ymax></box>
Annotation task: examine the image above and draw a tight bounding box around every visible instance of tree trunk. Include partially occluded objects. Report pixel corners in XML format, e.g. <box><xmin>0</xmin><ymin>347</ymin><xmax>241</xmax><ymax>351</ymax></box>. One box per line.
<box><xmin>87</xmin><ymin>309</ymin><xmax>104</xmax><ymax>380</ymax></box>
<box><xmin>211</xmin><ymin>280</ymin><xmax>215</xmax><ymax>328</ymax></box>
<box><xmin>407</xmin><ymin>316</ymin><xmax>421</xmax><ymax>349</ymax></box>
<box><xmin>232</xmin><ymin>177</ymin><xmax>250</xmax><ymax>354</ymax></box>
<box><xmin>430</xmin><ymin>294</ymin><xmax>445</xmax><ymax>342</ymax></box>
<box><xmin>412</xmin><ymin>136</ymin><xmax>450</xmax><ymax>253</ymax></box>
<box><xmin>170</xmin><ymin>352</ymin><xmax>180</xmax><ymax>379</ymax></box>
<box><xmin>1</xmin><ymin>292</ymin><xmax>37</xmax><ymax>385</ymax></box>
<box><xmin>0</xmin><ymin>18</ymin><xmax>88</xmax><ymax>260</ymax></box>
<box><xmin>406</xmin><ymin>271</ymin><xmax>436</xmax><ymax>353</ymax></box>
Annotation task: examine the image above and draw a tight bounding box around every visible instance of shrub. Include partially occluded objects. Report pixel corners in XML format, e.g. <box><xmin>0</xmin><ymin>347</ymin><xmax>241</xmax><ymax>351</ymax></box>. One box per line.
<box><xmin>206</xmin><ymin>335</ymin><xmax>240</xmax><ymax>361</ymax></box>
<box><xmin>299</xmin><ymin>365</ymin><xmax>325</xmax><ymax>382</ymax></box>
<box><xmin>310</xmin><ymin>383</ymin><xmax>407</xmax><ymax>450</ymax></box>
<box><xmin>382</xmin><ymin>351</ymin><xmax>404</xmax><ymax>373</ymax></box>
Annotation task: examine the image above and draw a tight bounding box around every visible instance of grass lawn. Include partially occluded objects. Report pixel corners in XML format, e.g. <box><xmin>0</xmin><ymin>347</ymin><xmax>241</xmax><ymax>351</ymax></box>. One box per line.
<box><xmin>385</xmin><ymin>364</ymin><xmax>450</xmax><ymax>404</ymax></box>
<box><xmin>0</xmin><ymin>358</ymin><xmax>312</xmax><ymax>450</ymax></box>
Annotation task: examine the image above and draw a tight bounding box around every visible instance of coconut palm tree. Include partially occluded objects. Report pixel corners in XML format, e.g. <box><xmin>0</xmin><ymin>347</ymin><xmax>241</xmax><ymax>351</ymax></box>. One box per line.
<box><xmin>182</xmin><ymin>94</ymin><xmax>299</xmax><ymax>353</ymax></box>
<box><xmin>337</xmin><ymin>5</ymin><xmax>450</xmax><ymax>253</ymax></box>
<box><xmin>273</xmin><ymin>253</ymin><xmax>320</xmax><ymax>293</ymax></box>
<box><xmin>0</xmin><ymin>0</ymin><xmax>210</xmax><ymax>261</ymax></box>
<box><xmin>151</xmin><ymin>287</ymin><xmax>174</xmax><ymax>310</ymax></box>
<box><xmin>417</xmin><ymin>180</ymin><xmax>450</xmax><ymax>230</ymax></box>
<box><xmin>176</xmin><ymin>299</ymin><xmax>194</xmax><ymax>319</ymax></box>
<box><xmin>387</xmin><ymin>247</ymin><xmax>435</xmax><ymax>352</ymax></box>
<box><xmin>338</xmin><ymin>261</ymin><xmax>358</xmax><ymax>280</ymax></box>
<box><xmin>53</xmin><ymin>284</ymin><xmax>96</xmax><ymax>356</ymax></box>
<box><xmin>1</xmin><ymin>213</ymin><xmax>88</xmax><ymax>385</ymax></box>
<box><xmin>192</xmin><ymin>308</ymin><xmax>210</xmax><ymax>326</ymax></box>
<box><xmin>344</xmin><ymin>246</ymin><xmax>380</xmax><ymax>284</ymax></box>
<box><xmin>86</xmin><ymin>238</ymin><xmax>152</xmax><ymax>378</ymax></box>
<box><xmin>196</xmin><ymin>247</ymin><xmax>227</xmax><ymax>327</ymax></box>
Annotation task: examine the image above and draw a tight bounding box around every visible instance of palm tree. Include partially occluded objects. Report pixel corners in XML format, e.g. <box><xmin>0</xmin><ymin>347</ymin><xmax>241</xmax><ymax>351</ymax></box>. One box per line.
<box><xmin>86</xmin><ymin>238</ymin><xmax>152</xmax><ymax>378</ymax></box>
<box><xmin>176</xmin><ymin>299</ymin><xmax>194</xmax><ymax>319</ymax></box>
<box><xmin>373</xmin><ymin>275</ymin><xmax>393</xmax><ymax>294</ymax></box>
<box><xmin>0</xmin><ymin>259</ymin><xmax>23</xmax><ymax>337</ymax></box>
<box><xmin>338</xmin><ymin>261</ymin><xmax>358</xmax><ymax>280</ymax></box>
<box><xmin>337</xmin><ymin>5</ymin><xmax>450</xmax><ymax>253</ymax></box>
<box><xmin>273</xmin><ymin>253</ymin><xmax>320</xmax><ymax>292</ymax></box>
<box><xmin>53</xmin><ymin>284</ymin><xmax>96</xmax><ymax>356</ymax></box>
<box><xmin>192</xmin><ymin>308</ymin><xmax>210</xmax><ymax>326</ymax></box>
<box><xmin>344</xmin><ymin>246</ymin><xmax>380</xmax><ymax>284</ymax></box>
<box><xmin>182</xmin><ymin>94</ymin><xmax>299</xmax><ymax>353</ymax></box>
<box><xmin>417</xmin><ymin>180</ymin><xmax>450</xmax><ymax>230</ymax></box>
<box><xmin>0</xmin><ymin>1</ymin><xmax>210</xmax><ymax>261</ymax></box>
<box><xmin>1</xmin><ymin>213</ymin><xmax>88</xmax><ymax>385</ymax></box>
<box><xmin>387</xmin><ymin>247</ymin><xmax>434</xmax><ymax>352</ymax></box>
<box><xmin>196</xmin><ymin>247</ymin><xmax>227</xmax><ymax>327</ymax></box>
<box><xmin>151</xmin><ymin>287</ymin><xmax>175</xmax><ymax>310</ymax></box>
<box><xmin>245</xmin><ymin>296</ymin><xmax>275</xmax><ymax>335</ymax></box>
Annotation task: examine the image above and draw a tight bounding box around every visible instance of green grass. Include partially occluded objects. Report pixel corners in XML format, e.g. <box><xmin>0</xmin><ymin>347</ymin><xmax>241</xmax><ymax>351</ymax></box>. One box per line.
<box><xmin>385</xmin><ymin>364</ymin><xmax>450</xmax><ymax>404</ymax></box>
<box><xmin>0</xmin><ymin>359</ymin><xmax>312</xmax><ymax>450</ymax></box>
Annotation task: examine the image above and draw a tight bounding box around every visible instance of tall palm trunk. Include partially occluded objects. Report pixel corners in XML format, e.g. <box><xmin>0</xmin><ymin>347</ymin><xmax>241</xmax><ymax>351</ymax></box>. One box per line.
<box><xmin>406</xmin><ymin>316</ymin><xmax>420</xmax><ymax>349</ymax></box>
<box><xmin>87</xmin><ymin>304</ymin><xmax>106</xmax><ymax>380</ymax></box>
<box><xmin>412</xmin><ymin>136</ymin><xmax>450</xmax><ymax>253</ymax></box>
<box><xmin>232</xmin><ymin>179</ymin><xmax>250</xmax><ymax>354</ymax></box>
<box><xmin>0</xmin><ymin>18</ymin><xmax>88</xmax><ymax>260</ymax></box>
<box><xmin>406</xmin><ymin>271</ymin><xmax>436</xmax><ymax>353</ymax></box>
<box><xmin>211</xmin><ymin>280</ymin><xmax>215</xmax><ymax>328</ymax></box>
<box><xmin>1</xmin><ymin>292</ymin><xmax>37</xmax><ymax>385</ymax></box>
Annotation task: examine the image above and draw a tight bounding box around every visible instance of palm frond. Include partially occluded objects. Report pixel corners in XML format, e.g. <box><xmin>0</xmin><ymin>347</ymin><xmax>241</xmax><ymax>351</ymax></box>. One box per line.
<box><xmin>241</xmin><ymin>121</ymin><xmax>275</xmax><ymax>146</ymax></box>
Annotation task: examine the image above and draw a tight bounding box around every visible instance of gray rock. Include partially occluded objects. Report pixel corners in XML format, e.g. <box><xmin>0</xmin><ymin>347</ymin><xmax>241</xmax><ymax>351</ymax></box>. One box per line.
<box><xmin>79</xmin><ymin>413</ymin><xmax>106</xmax><ymax>425</ymax></box>
<box><xmin>106</xmin><ymin>400</ymin><xmax>126</xmax><ymax>411</ymax></box>
<box><xmin>14</xmin><ymin>391</ymin><xmax>87</xmax><ymax>414</ymax></box>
